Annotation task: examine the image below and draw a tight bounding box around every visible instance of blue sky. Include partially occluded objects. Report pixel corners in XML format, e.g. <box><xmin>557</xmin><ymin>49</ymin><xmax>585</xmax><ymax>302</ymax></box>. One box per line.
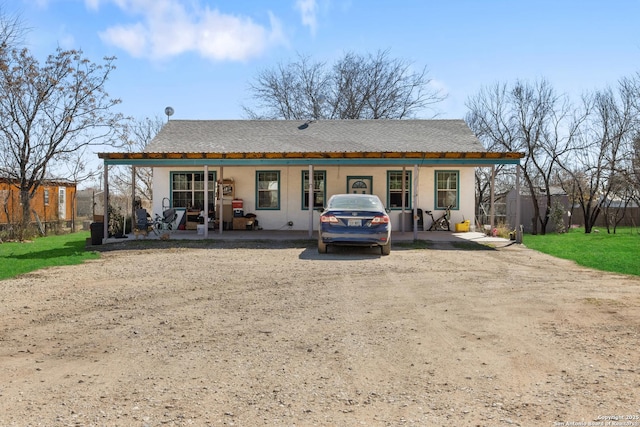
<box><xmin>13</xmin><ymin>0</ymin><xmax>640</xmax><ymax>122</ymax></box>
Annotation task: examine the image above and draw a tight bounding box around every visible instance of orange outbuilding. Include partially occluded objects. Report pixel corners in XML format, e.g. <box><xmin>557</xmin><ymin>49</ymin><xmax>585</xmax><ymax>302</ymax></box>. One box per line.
<box><xmin>0</xmin><ymin>178</ymin><xmax>77</xmax><ymax>228</ymax></box>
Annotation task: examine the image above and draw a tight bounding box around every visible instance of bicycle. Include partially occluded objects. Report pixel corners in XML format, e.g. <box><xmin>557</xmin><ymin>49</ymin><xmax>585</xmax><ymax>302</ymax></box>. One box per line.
<box><xmin>426</xmin><ymin>205</ymin><xmax>452</xmax><ymax>231</ymax></box>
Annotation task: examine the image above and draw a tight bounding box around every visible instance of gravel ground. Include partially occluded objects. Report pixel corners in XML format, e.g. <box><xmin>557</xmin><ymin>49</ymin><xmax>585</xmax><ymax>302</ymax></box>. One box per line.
<box><xmin>0</xmin><ymin>239</ymin><xmax>639</xmax><ymax>426</ymax></box>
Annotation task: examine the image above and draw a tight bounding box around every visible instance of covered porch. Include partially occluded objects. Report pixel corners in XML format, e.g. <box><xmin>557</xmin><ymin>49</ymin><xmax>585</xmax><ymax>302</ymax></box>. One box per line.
<box><xmin>96</xmin><ymin>153</ymin><xmax>524</xmax><ymax>244</ymax></box>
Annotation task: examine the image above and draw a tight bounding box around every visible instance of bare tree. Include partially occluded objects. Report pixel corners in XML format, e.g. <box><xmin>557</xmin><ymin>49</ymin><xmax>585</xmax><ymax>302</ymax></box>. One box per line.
<box><xmin>558</xmin><ymin>86</ymin><xmax>636</xmax><ymax>233</ymax></box>
<box><xmin>0</xmin><ymin>5</ymin><xmax>24</xmax><ymax>51</ymax></box>
<box><xmin>601</xmin><ymin>174</ymin><xmax>634</xmax><ymax>233</ymax></box>
<box><xmin>110</xmin><ymin>116</ymin><xmax>163</xmax><ymax>207</ymax></box>
<box><xmin>0</xmin><ymin>45</ymin><xmax>124</xmax><ymax>239</ymax></box>
<box><xmin>244</xmin><ymin>49</ymin><xmax>445</xmax><ymax>120</ymax></box>
<box><xmin>466</xmin><ymin>79</ymin><xmax>581</xmax><ymax>234</ymax></box>
<box><xmin>632</xmin><ymin>134</ymin><xmax>640</xmax><ymax>206</ymax></box>
<box><xmin>466</xmin><ymin>83</ymin><xmax>516</xmax><ymax>224</ymax></box>
<box><xmin>513</xmin><ymin>79</ymin><xmax>582</xmax><ymax>234</ymax></box>
<box><xmin>619</xmin><ymin>74</ymin><xmax>640</xmax><ymax>208</ymax></box>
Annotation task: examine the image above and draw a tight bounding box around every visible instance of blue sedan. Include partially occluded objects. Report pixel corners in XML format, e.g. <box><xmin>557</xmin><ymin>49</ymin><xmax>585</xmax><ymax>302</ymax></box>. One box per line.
<box><xmin>318</xmin><ymin>194</ymin><xmax>392</xmax><ymax>255</ymax></box>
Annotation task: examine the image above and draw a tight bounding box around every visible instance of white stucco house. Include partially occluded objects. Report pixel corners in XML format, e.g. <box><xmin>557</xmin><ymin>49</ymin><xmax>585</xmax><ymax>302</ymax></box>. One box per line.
<box><xmin>98</xmin><ymin>119</ymin><xmax>522</xmax><ymax>239</ymax></box>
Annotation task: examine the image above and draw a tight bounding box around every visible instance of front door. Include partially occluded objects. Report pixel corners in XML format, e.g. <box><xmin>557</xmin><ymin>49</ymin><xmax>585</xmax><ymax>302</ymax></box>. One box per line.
<box><xmin>347</xmin><ymin>177</ymin><xmax>372</xmax><ymax>194</ymax></box>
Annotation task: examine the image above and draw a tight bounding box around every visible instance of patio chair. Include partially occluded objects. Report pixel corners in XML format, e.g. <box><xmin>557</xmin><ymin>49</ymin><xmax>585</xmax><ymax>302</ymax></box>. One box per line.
<box><xmin>134</xmin><ymin>208</ymin><xmax>152</xmax><ymax>238</ymax></box>
<box><xmin>162</xmin><ymin>208</ymin><xmax>177</xmax><ymax>225</ymax></box>
<box><xmin>152</xmin><ymin>208</ymin><xmax>178</xmax><ymax>235</ymax></box>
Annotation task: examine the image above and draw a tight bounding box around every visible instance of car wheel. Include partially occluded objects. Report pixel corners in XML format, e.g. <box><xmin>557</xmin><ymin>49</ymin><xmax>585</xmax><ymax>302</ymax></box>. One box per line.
<box><xmin>318</xmin><ymin>238</ymin><xmax>327</xmax><ymax>254</ymax></box>
<box><xmin>381</xmin><ymin>242</ymin><xmax>391</xmax><ymax>256</ymax></box>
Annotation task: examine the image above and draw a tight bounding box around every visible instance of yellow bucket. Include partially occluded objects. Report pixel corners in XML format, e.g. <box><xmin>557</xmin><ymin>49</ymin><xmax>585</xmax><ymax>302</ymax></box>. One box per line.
<box><xmin>455</xmin><ymin>220</ymin><xmax>470</xmax><ymax>232</ymax></box>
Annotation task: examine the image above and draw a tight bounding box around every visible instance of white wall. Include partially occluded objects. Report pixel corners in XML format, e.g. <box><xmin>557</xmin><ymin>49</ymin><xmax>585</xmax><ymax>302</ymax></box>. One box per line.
<box><xmin>152</xmin><ymin>165</ymin><xmax>477</xmax><ymax>231</ymax></box>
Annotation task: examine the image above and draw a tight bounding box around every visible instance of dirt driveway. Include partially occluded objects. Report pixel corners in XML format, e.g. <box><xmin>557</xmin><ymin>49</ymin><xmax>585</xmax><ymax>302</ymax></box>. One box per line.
<box><xmin>1</xmin><ymin>239</ymin><xmax>639</xmax><ymax>426</ymax></box>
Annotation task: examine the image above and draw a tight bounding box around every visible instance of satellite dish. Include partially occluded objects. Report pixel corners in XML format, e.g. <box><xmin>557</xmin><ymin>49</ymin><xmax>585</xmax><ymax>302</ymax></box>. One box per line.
<box><xmin>164</xmin><ymin>106</ymin><xmax>174</xmax><ymax>120</ymax></box>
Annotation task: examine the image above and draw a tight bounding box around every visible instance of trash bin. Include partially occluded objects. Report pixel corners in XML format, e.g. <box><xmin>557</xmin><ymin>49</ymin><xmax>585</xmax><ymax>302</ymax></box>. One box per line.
<box><xmin>399</xmin><ymin>210</ymin><xmax>424</xmax><ymax>231</ymax></box>
<box><xmin>90</xmin><ymin>222</ymin><xmax>104</xmax><ymax>245</ymax></box>
<box><xmin>399</xmin><ymin>212</ymin><xmax>412</xmax><ymax>231</ymax></box>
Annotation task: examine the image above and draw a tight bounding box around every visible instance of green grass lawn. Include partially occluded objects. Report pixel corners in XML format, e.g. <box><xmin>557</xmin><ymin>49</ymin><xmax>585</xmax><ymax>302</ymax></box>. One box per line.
<box><xmin>523</xmin><ymin>227</ymin><xmax>640</xmax><ymax>276</ymax></box>
<box><xmin>0</xmin><ymin>232</ymin><xmax>100</xmax><ymax>280</ymax></box>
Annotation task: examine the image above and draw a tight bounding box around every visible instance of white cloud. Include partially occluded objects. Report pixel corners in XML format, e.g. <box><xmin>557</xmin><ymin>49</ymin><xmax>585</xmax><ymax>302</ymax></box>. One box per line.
<box><xmin>96</xmin><ymin>0</ymin><xmax>287</xmax><ymax>62</ymax></box>
<box><xmin>100</xmin><ymin>23</ymin><xmax>148</xmax><ymax>57</ymax></box>
<box><xmin>295</xmin><ymin>0</ymin><xmax>318</xmax><ymax>36</ymax></box>
<box><xmin>194</xmin><ymin>10</ymin><xmax>283</xmax><ymax>61</ymax></box>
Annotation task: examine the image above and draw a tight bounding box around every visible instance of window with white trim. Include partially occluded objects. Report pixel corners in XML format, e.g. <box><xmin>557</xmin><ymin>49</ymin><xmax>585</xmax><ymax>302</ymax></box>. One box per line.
<box><xmin>387</xmin><ymin>170</ymin><xmax>411</xmax><ymax>209</ymax></box>
<box><xmin>171</xmin><ymin>172</ymin><xmax>216</xmax><ymax>210</ymax></box>
<box><xmin>256</xmin><ymin>171</ymin><xmax>280</xmax><ymax>209</ymax></box>
<box><xmin>435</xmin><ymin>170</ymin><xmax>459</xmax><ymax>209</ymax></box>
<box><xmin>302</xmin><ymin>170</ymin><xmax>326</xmax><ymax>209</ymax></box>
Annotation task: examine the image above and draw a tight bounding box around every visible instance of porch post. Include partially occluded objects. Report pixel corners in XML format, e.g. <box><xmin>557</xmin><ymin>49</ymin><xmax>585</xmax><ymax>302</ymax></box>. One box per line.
<box><xmin>103</xmin><ymin>164</ymin><xmax>109</xmax><ymax>243</ymax></box>
<box><xmin>131</xmin><ymin>166</ymin><xmax>136</xmax><ymax>231</ymax></box>
<box><xmin>218</xmin><ymin>167</ymin><xmax>224</xmax><ymax>234</ymax></box>
<box><xmin>308</xmin><ymin>164</ymin><xmax>314</xmax><ymax>238</ymax></box>
<box><xmin>401</xmin><ymin>167</ymin><xmax>406</xmax><ymax>232</ymax></box>
<box><xmin>413</xmin><ymin>164</ymin><xmax>419</xmax><ymax>240</ymax></box>
<box><xmin>204</xmin><ymin>165</ymin><xmax>209</xmax><ymax>238</ymax></box>
<box><xmin>490</xmin><ymin>165</ymin><xmax>495</xmax><ymax>232</ymax></box>
<box><xmin>515</xmin><ymin>164</ymin><xmax>522</xmax><ymax>243</ymax></box>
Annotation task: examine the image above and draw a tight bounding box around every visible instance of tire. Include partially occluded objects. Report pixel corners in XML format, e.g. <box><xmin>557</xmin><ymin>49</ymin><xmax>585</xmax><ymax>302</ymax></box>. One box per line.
<box><xmin>317</xmin><ymin>237</ymin><xmax>328</xmax><ymax>254</ymax></box>
<box><xmin>381</xmin><ymin>242</ymin><xmax>391</xmax><ymax>256</ymax></box>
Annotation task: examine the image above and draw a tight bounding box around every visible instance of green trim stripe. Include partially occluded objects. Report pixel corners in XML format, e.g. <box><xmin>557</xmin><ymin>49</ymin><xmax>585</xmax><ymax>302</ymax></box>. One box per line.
<box><xmin>105</xmin><ymin>158</ymin><xmax>520</xmax><ymax>167</ymax></box>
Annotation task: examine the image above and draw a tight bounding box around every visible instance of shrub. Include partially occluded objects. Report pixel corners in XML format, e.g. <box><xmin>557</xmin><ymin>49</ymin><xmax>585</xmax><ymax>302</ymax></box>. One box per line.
<box><xmin>550</xmin><ymin>200</ymin><xmax>566</xmax><ymax>234</ymax></box>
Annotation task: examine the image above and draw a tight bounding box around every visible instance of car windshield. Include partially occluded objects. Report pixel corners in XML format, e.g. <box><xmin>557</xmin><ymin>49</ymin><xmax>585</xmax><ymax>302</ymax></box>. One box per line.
<box><xmin>328</xmin><ymin>195</ymin><xmax>383</xmax><ymax>211</ymax></box>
